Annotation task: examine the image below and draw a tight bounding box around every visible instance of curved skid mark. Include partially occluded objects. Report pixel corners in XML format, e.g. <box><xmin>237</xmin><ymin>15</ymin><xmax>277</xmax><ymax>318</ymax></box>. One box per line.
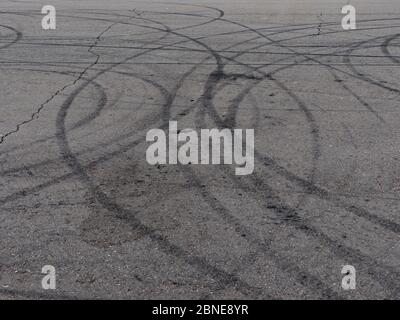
<box><xmin>0</xmin><ymin>24</ymin><xmax>22</xmax><ymax>49</ymax></box>
<box><xmin>3</xmin><ymin>7</ymin><xmax>400</xmax><ymax>298</ymax></box>
<box><xmin>43</xmin><ymin>7</ymin><xmax>277</xmax><ymax>299</ymax></box>
<box><xmin>54</xmin><ymin>65</ymin><xmax>275</xmax><ymax>301</ymax></box>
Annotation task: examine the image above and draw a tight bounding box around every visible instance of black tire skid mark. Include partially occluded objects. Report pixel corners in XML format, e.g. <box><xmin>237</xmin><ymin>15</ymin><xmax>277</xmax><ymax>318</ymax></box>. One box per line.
<box><xmin>0</xmin><ymin>69</ymin><xmax>174</xmax><ymax>176</ymax></box>
<box><xmin>0</xmin><ymin>7</ymin><xmax>221</xmax><ymax>157</ymax></box>
<box><xmin>152</xmin><ymin>9</ymin><xmax>345</xmax><ymax>298</ymax></box>
<box><xmin>0</xmin><ymin>68</ymin><xmax>109</xmax><ymax>173</ymax></box>
<box><xmin>179</xmin><ymin>167</ymin><xmax>343</xmax><ymax>299</ymax></box>
<box><xmin>189</xmin><ymin>81</ymin><xmax>400</xmax><ymax>298</ymax></box>
<box><xmin>343</xmin><ymin>35</ymin><xmax>400</xmax><ymax>94</ymax></box>
<box><xmin>4</xmin><ymin>10</ymin><xmax>398</xmax><ymax>300</ymax></box>
<box><xmin>7</xmin><ymin>68</ymin><xmax>109</xmax><ymax>131</ymax></box>
<box><xmin>211</xmin><ymin>69</ymin><xmax>321</xmax><ymax>213</ymax></box>
<box><xmin>188</xmin><ymin>13</ymin><xmax>323</xmax><ymax>249</ymax></box>
<box><xmin>69</xmin><ymin>8</ymin><xmax>400</xmax><ymax>297</ymax></box>
<box><xmin>195</xmin><ymin>22</ymin><xmax>400</xmax><ymax>236</ymax></box>
<box><xmin>1</xmin><ymin>6</ymin><xmax>396</xmax><ymax>298</ymax></box>
<box><xmin>327</xmin><ymin>68</ymin><xmax>386</xmax><ymax>123</ymax></box>
<box><xmin>154</xmin><ymin>12</ymin><xmax>395</xmax><ymax>181</ymax></box>
<box><xmin>75</xmin><ymin>6</ymin><xmax>338</xmax><ymax>296</ymax></box>
<box><xmin>4</xmin><ymin>13</ymin><xmax>400</xmax><ymax>67</ymax></box>
<box><xmin>0</xmin><ymin>12</ymin><xmax>196</xmax><ymax>191</ymax></box>
<box><xmin>54</xmin><ymin>75</ymin><xmax>274</xmax><ymax>300</ymax></box>
<box><xmin>147</xmin><ymin>6</ymin><xmax>324</xmax><ymax>284</ymax></box>
<box><xmin>161</xmin><ymin>45</ymin><xmax>338</xmax><ymax>297</ymax></box>
<box><xmin>225</xmin><ymin>74</ymin><xmax>398</xmax><ymax>241</ymax></box>
<box><xmin>188</xmin><ymin>67</ymin><xmax>398</xmax><ymax>297</ymax></box>
<box><xmin>246</xmin><ymin>31</ymin><xmax>398</xmax><ymax>129</ymax></box>
<box><xmin>82</xmin><ymin>5</ymin><xmax>225</xmax><ymax>34</ymax></box>
<box><xmin>0</xmin><ymin>16</ymin><xmax>172</xmax><ymax>157</ymax></box>
<box><xmin>0</xmin><ymin>69</ymin><xmax>199</xmax><ymax>204</ymax></box>
<box><xmin>147</xmin><ymin>10</ymin><xmax>319</xmax><ymax>209</ymax></box>
<box><xmin>43</xmin><ymin>9</ymin><xmax>400</xmax><ymax>298</ymax></box>
<box><xmin>4</xmin><ymin>9</ymin><xmax>398</xmax><ymax>238</ymax></box>
<box><xmin>0</xmin><ymin>24</ymin><xmax>22</xmax><ymax>49</ymax></box>
<box><xmin>186</xmin><ymin>24</ymin><xmax>391</xmax><ymax>127</ymax></box>
<box><xmin>221</xmin><ymin>165</ymin><xmax>400</xmax><ymax>297</ymax></box>
<box><xmin>205</xmin><ymin>41</ymin><xmax>400</xmax><ymax>292</ymax></box>
<box><xmin>4</xmin><ymin>9</ymin><xmax>225</xmax><ymax>118</ymax></box>
<box><xmin>0</xmin><ymin>16</ymin><xmax>127</xmax><ymax>146</ymax></box>
<box><xmin>0</xmin><ymin>8</ymin><xmax>176</xmax><ymax>155</ymax></box>
<box><xmin>146</xmin><ymin>3</ymin><xmax>345</xmax><ymax>298</ymax></box>
<box><xmin>48</xmin><ymin>8</ymin><xmax>277</xmax><ymax>299</ymax></box>
<box><xmin>0</xmin><ymin>14</ymin><xmax>368</xmax><ymax>164</ymax></box>
<box><xmin>179</xmin><ymin>44</ymin><xmax>362</xmax><ymax>298</ymax></box>
<box><xmin>172</xmin><ymin>15</ymin><xmax>400</xmax><ymax>296</ymax></box>
<box><xmin>218</xmin><ymin>81</ymin><xmax>400</xmax><ymax>296</ymax></box>
<box><xmin>0</xmin><ymin>7</ymin><xmax>292</xmax><ymax>175</ymax></box>
<box><xmin>2</xmin><ymin>62</ymin><xmax>269</xmax><ymax>299</ymax></box>
<box><xmin>0</xmin><ymin>9</ymin><xmax>244</xmax><ymax>297</ymax></box>
<box><xmin>0</xmin><ymin>9</ymin><xmax>301</xmax><ymax>195</ymax></box>
<box><xmin>2</xmin><ymin>9</ymin><xmax>400</xmax><ymax>50</ymax></box>
<box><xmin>381</xmin><ymin>33</ymin><xmax>400</xmax><ymax>64</ymax></box>
<box><xmin>0</xmin><ymin>11</ymin><xmax>372</xmax><ymax>63</ymax></box>
<box><xmin>0</xmin><ymin>11</ymin><xmax>231</xmax><ymax>202</ymax></box>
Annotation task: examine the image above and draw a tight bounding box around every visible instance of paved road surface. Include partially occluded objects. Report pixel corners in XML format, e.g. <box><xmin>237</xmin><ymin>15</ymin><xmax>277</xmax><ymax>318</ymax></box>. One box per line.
<box><xmin>0</xmin><ymin>0</ymin><xmax>399</xmax><ymax>299</ymax></box>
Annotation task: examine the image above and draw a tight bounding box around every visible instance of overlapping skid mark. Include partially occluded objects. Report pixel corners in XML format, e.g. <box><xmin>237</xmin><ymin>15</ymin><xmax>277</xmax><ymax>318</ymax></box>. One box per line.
<box><xmin>0</xmin><ymin>11</ymin><xmax>346</xmax><ymax>164</ymax></box>
<box><xmin>160</xmin><ymin>12</ymin><xmax>400</xmax><ymax>296</ymax></box>
<box><xmin>204</xmin><ymin>17</ymin><xmax>400</xmax><ymax>235</ymax></box>
<box><xmin>0</xmin><ymin>24</ymin><xmax>21</xmax><ymax>49</ymax></box>
<box><xmin>0</xmin><ymin>8</ymin><xmax>224</xmax><ymax>198</ymax></box>
<box><xmin>1</xmin><ymin>6</ymin><xmax>278</xmax><ymax>298</ymax></box>
<box><xmin>0</xmin><ymin>6</ymin><xmax>229</xmax><ymax>155</ymax></box>
<box><xmin>61</xmin><ymin>3</ymin><xmax>356</xmax><ymax>300</ymax></box>
<box><xmin>5</xmin><ymin>11</ymin><xmax>396</xmax><ymax>214</ymax></box>
<box><xmin>0</xmin><ymin>22</ymin><xmax>172</xmax><ymax>157</ymax></box>
<box><xmin>3</xmin><ymin>6</ymin><xmax>400</xmax><ymax>298</ymax></box>
<box><xmin>185</xmin><ymin>12</ymin><xmax>396</xmax><ymax>215</ymax></box>
<box><xmin>140</xmin><ymin>15</ymin><xmax>343</xmax><ymax>297</ymax></box>
<box><xmin>0</xmin><ymin>7</ymin><xmax>394</xmax><ymax>298</ymax></box>
<box><xmin>165</xmin><ymin>13</ymin><xmax>396</xmax><ymax>297</ymax></box>
<box><xmin>1</xmin><ymin>13</ymin><xmax>292</xmax><ymax>182</ymax></box>
<box><xmin>65</xmin><ymin>13</ymin><xmax>396</xmax><ymax>298</ymax></box>
<box><xmin>0</xmin><ymin>11</ymin><xmax>149</xmax><ymax>147</ymax></box>
<box><xmin>381</xmin><ymin>33</ymin><xmax>400</xmax><ymax>63</ymax></box>
<box><xmin>63</xmin><ymin>6</ymin><xmax>372</xmax><ymax>298</ymax></box>
<box><xmin>3</xmin><ymin>6</ymin><xmax>290</xmax><ymax>174</ymax></box>
<box><xmin>0</xmin><ymin>9</ymin><xmax>189</xmax><ymax>298</ymax></box>
<box><xmin>0</xmin><ymin>68</ymin><xmax>108</xmax><ymax>141</ymax></box>
<box><xmin>344</xmin><ymin>35</ymin><xmax>400</xmax><ymax>93</ymax></box>
<box><xmin>0</xmin><ymin>11</ymin><xmax>238</xmax><ymax>179</ymax></box>
<box><xmin>226</xmin><ymin>22</ymin><xmax>399</xmax><ymax>291</ymax></box>
<box><xmin>344</xmin><ymin>32</ymin><xmax>400</xmax><ymax>111</ymax></box>
<box><xmin>50</xmin><ymin>7</ymin><xmax>283</xmax><ymax>299</ymax></box>
<box><xmin>69</xmin><ymin>7</ymin><xmax>352</xmax><ymax>297</ymax></box>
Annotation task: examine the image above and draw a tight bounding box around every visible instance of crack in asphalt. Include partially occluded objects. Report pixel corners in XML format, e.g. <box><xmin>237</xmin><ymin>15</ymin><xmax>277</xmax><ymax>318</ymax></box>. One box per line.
<box><xmin>314</xmin><ymin>13</ymin><xmax>323</xmax><ymax>36</ymax></box>
<box><xmin>0</xmin><ymin>20</ymin><xmax>119</xmax><ymax>146</ymax></box>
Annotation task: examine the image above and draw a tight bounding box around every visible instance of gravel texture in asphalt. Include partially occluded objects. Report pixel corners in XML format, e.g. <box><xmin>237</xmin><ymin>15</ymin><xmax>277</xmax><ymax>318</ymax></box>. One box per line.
<box><xmin>0</xmin><ymin>0</ymin><xmax>399</xmax><ymax>299</ymax></box>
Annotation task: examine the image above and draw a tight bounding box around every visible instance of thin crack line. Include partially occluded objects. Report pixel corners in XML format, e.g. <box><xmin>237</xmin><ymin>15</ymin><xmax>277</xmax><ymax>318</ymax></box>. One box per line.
<box><xmin>314</xmin><ymin>13</ymin><xmax>323</xmax><ymax>36</ymax></box>
<box><xmin>0</xmin><ymin>21</ymin><xmax>119</xmax><ymax>146</ymax></box>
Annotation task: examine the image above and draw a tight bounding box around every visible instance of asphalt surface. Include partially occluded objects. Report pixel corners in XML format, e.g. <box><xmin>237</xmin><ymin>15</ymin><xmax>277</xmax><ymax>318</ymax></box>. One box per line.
<box><xmin>0</xmin><ymin>0</ymin><xmax>399</xmax><ymax>300</ymax></box>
